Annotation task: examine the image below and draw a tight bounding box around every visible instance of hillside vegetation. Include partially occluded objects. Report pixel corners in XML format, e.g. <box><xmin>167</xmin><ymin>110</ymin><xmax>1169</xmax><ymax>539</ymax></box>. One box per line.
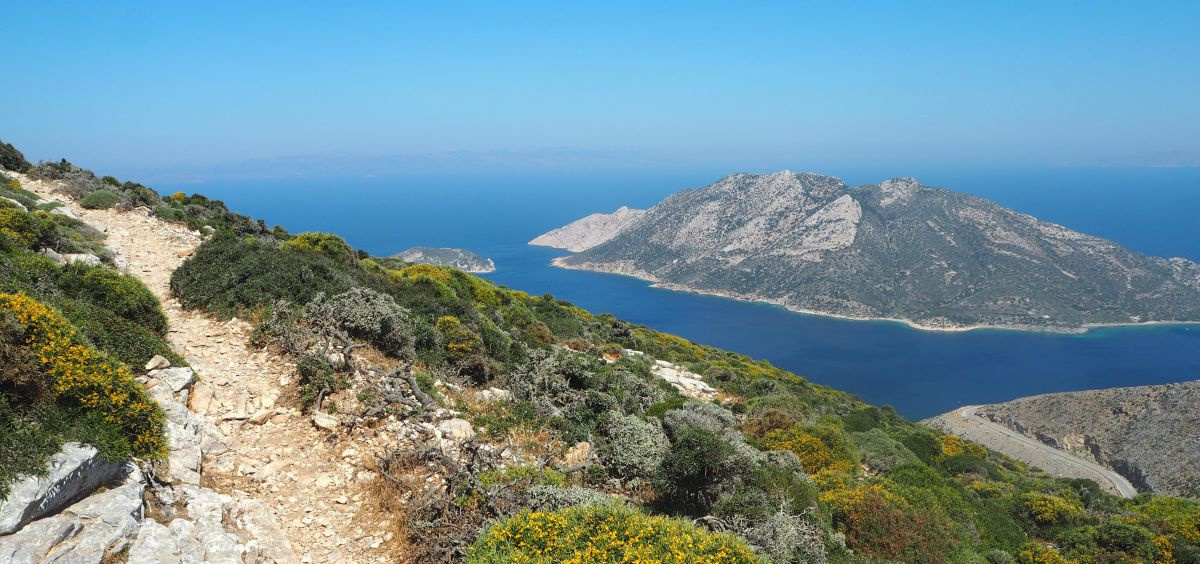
<box><xmin>3</xmin><ymin>141</ymin><xmax>1199</xmax><ymax>563</ymax></box>
<box><xmin>167</xmin><ymin>210</ymin><xmax>1200</xmax><ymax>561</ymax></box>
<box><xmin>0</xmin><ymin>172</ymin><xmax>170</xmax><ymax>495</ymax></box>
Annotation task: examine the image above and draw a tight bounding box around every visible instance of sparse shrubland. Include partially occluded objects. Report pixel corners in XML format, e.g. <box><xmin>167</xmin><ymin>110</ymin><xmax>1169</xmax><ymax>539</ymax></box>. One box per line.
<box><xmin>0</xmin><ymin>187</ymin><xmax>173</xmax><ymax>495</ymax></box>
<box><xmin>162</xmin><ymin>214</ymin><xmax>1200</xmax><ymax>562</ymax></box>
<box><xmin>3</xmin><ymin>146</ymin><xmax>1199</xmax><ymax>563</ymax></box>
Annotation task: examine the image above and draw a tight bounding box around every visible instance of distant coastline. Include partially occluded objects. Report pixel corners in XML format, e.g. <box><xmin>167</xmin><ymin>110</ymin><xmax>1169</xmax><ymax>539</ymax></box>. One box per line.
<box><xmin>551</xmin><ymin>256</ymin><xmax>1200</xmax><ymax>335</ymax></box>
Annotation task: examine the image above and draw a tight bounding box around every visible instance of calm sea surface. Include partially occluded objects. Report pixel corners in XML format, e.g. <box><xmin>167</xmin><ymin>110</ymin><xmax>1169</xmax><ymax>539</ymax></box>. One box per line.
<box><xmin>162</xmin><ymin>167</ymin><xmax>1200</xmax><ymax>420</ymax></box>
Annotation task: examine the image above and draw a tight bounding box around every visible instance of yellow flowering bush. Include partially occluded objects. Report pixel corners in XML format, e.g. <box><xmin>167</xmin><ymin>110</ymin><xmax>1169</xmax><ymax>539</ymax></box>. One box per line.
<box><xmin>1128</xmin><ymin>496</ymin><xmax>1200</xmax><ymax>545</ymax></box>
<box><xmin>392</xmin><ymin>263</ymin><xmax>454</xmax><ymax>283</ymax></box>
<box><xmin>1020</xmin><ymin>492</ymin><xmax>1086</xmax><ymax>526</ymax></box>
<box><xmin>0</xmin><ymin>293</ymin><xmax>166</xmax><ymax>458</ymax></box>
<box><xmin>436</xmin><ymin>315</ymin><xmax>482</xmax><ymax>361</ymax></box>
<box><xmin>939</xmin><ymin>434</ymin><xmax>988</xmax><ymax>459</ymax></box>
<box><xmin>1015</xmin><ymin>542</ymin><xmax>1069</xmax><ymax>564</ymax></box>
<box><xmin>466</xmin><ymin>503</ymin><xmax>762</xmax><ymax>563</ymax></box>
<box><xmin>0</xmin><ymin>208</ymin><xmax>56</xmax><ymax>249</ymax></box>
<box><xmin>762</xmin><ymin>423</ymin><xmax>857</xmax><ymax>484</ymax></box>
<box><xmin>281</xmin><ymin>232</ymin><xmax>356</xmax><ymax>264</ymax></box>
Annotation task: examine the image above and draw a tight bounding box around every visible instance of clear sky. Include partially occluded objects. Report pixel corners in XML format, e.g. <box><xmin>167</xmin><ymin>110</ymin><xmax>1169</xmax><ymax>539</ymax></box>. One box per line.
<box><xmin>4</xmin><ymin>1</ymin><xmax>1198</xmax><ymax>178</ymax></box>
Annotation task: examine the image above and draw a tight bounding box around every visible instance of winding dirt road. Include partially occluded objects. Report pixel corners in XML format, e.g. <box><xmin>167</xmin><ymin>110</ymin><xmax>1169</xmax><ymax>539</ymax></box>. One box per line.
<box><xmin>955</xmin><ymin>406</ymin><xmax>1137</xmax><ymax>498</ymax></box>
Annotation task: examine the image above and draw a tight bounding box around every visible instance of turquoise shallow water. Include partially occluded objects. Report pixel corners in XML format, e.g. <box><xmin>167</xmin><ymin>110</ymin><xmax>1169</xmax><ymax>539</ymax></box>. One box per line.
<box><xmin>162</xmin><ymin>167</ymin><xmax>1200</xmax><ymax>420</ymax></box>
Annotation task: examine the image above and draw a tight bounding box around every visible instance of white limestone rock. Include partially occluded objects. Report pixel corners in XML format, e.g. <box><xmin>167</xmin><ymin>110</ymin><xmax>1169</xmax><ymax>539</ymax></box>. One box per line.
<box><xmin>530</xmin><ymin>206</ymin><xmax>647</xmax><ymax>252</ymax></box>
<box><xmin>150</xmin><ymin>367</ymin><xmax>196</xmax><ymax>393</ymax></box>
<box><xmin>438</xmin><ymin>418</ymin><xmax>475</xmax><ymax>441</ymax></box>
<box><xmin>0</xmin><ymin>443</ymin><xmax>127</xmax><ymax>534</ymax></box>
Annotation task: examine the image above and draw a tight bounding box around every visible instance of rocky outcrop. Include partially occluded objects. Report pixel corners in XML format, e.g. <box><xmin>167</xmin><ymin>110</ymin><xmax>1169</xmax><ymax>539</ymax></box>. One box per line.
<box><xmin>620</xmin><ymin>349</ymin><xmax>718</xmax><ymax>400</ymax></box>
<box><xmin>545</xmin><ymin>171</ymin><xmax>1200</xmax><ymax>332</ymax></box>
<box><xmin>0</xmin><ymin>444</ymin><xmax>129</xmax><ymax>535</ymax></box>
<box><xmin>975</xmin><ymin>381</ymin><xmax>1200</xmax><ymax>498</ymax></box>
<box><xmin>530</xmin><ymin>206</ymin><xmax>647</xmax><ymax>252</ymax></box>
<box><xmin>394</xmin><ymin>246</ymin><xmax>495</xmax><ymax>273</ymax></box>
<box><xmin>0</xmin><ymin>358</ymin><xmax>296</xmax><ymax>563</ymax></box>
<box><xmin>0</xmin><ymin>475</ymin><xmax>145</xmax><ymax>563</ymax></box>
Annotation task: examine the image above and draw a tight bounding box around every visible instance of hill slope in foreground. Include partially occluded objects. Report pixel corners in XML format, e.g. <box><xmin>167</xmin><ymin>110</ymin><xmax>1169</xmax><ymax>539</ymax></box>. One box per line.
<box><xmin>2</xmin><ymin>145</ymin><xmax>1200</xmax><ymax>563</ymax></box>
<box><xmin>538</xmin><ymin>171</ymin><xmax>1200</xmax><ymax>332</ymax></box>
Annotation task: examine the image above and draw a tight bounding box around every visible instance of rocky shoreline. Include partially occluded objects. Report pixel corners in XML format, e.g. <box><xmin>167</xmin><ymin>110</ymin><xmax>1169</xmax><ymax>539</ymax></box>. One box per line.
<box><xmin>551</xmin><ymin>257</ymin><xmax>1198</xmax><ymax>334</ymax></box>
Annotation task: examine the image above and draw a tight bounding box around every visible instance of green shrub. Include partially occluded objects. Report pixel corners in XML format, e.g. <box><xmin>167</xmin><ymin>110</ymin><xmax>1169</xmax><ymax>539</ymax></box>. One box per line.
<box><xmin>57</xmin><ymin>262</ymin><xmax>168</xmax><ymax>335</ymax></box>
<box><xmin>170</xmin><ymin>231</ymin><xmax>379</xmax><ymax>317</ymax></box>
<box><xmin>852</xmin><ymin>428</ymin><xmax>919</xmax><ymax>473</ymax></box>
<box><xmin>477</xmin><ymin>465</ymin><xmax>566</xmax><ymax>490</ymax></box>
<box><xmin>0</xmin><ymin>140</ymin><xmax>31</xmax><ymax>172</ymax></box>
<box><xmin>296</xmin><ymin>353</ymin><xmax>342</xmax><ymax>410</ymax></box>
<box><xmin>282</xmin><ymin>232</ymin><xmax>356</xmax><ymax>265</ymax></box>
<box><xmin>303</xmin><ymin>287</ymin><xmax>418</xmax><ymax>360</ymax></box>
<box><xmin>1059</xmin><ymin>521</ymin><xmax>1158</xmax><ymax>561</ymax></box>
<box><xmin>79</xmin><ymin>190</ymin><xmax>124</xmax><ymax>210</ymax></box>
<box><xmin>600</xmin><ymin>411</ymin><xmax>668</xmax><ymax>478</ymax></box>
<box><xmin>655</xmin><ymin>428</ymin><xmax>737</xmax><ymax>514</ymax></box>
<box><xmin>467</xmin><ymin>503</ymin><xmax>761</xmax><ymax>563</ymax></box>
<box><xmin>49</xmin><ymin>297</ymin><xmax>183</xmax><ymax>369</ymax></box>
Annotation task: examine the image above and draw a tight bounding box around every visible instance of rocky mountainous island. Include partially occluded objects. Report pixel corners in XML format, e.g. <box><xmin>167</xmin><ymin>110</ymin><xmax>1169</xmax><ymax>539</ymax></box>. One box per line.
<box><xmin>395</xmin><ymin>246</ymin><xmax>495</xmax><ymax>273</ymax></box>
<box><xmin>536</xmin><ymin>171</ymin><xmax>1200</xmax><ymax>332</ymax></box>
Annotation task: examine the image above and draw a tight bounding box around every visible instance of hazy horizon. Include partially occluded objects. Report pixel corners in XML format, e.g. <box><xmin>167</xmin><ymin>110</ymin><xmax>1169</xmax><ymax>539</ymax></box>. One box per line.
<box><xmin>5</xmin><ymin>1</ymin><xmax>1199</xmax><ymax>180</ymax></box>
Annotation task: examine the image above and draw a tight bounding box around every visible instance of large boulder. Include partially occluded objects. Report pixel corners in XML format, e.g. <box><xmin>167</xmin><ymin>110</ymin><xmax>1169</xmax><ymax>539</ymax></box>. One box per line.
<box><xmin>0</xmin><ymin>480</ymin><xmax>144</xmax><ymax>563</ymax></box>
<box><xmin>0</xmin><ymin>443</ymin><xmax>128</xmax><ymax>534</ymax></box>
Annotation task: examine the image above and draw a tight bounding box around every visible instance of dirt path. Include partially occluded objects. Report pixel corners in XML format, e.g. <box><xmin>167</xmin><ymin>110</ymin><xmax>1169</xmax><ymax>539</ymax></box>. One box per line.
<box><xmin>928</xmin><ymin>406</ymin><xmax>1137</xmax><ymax>498</ymax></box>
<box><xmin>20</xmin><ymin>176</ymin><xmax>396</xmax><ymax>563</ymax></box>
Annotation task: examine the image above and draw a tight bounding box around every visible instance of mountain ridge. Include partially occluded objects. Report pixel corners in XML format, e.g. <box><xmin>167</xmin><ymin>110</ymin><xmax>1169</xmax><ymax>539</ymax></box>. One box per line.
<box><xmin>538</xmin><ymin>171</ymin><xmax>1200</xmax><ymax>333</ymax></box>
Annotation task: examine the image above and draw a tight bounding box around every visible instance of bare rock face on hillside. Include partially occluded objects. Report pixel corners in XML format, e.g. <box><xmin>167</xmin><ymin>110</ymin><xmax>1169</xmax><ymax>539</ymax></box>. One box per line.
<box><xmin>530</xmin><ymin>206</ymin><xmax>647</xmax><ymax>252</ymax></box>
<box><xmin>976</xmin><ymin>381</ymin><xmax>1200</xmax><ymax>497</ymax></box>
<box><xmin>538</xmin><ymin>171</ymin><xmax>1200</xmax><ymax>331</ymax></box>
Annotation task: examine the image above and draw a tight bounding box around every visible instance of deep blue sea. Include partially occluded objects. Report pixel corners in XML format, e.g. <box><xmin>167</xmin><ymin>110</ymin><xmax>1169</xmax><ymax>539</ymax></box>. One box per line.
<box><xmin>161</xmin><ymin>167</ymin><xmax>1200</xmax><ymax>420</ymax></box>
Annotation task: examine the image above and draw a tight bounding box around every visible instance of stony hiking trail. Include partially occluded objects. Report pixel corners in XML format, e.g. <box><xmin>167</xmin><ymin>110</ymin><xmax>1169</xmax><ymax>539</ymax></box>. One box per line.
<box><xmin>21</xmin><ymin>177</ymin><xmax>397</xmax><ymax>563</ymax></box>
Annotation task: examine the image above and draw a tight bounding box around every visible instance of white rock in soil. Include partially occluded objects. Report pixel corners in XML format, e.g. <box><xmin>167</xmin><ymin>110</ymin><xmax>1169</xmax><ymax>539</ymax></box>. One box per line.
<box><xmin>474</xmin><ymin>387</ymin><xmax>513</xmax><ymax>403</ymax></box>
<box><xmin>0</xmin><ymin>442</ymin><xmax>127</xmax><ymax>534</ymax></box>
<box><xmin>38</xmin><ymin>248</ymin><xmax>67</xmax><ymax>265</ymax></box>
<box><xmin>190</xmin><ymin>381</ymin><xmax>215</xmax><ymax>415</ymax></box>
<box><xmin>437</xmin><ymin>418</ymin><xmax>476</xmax><ymax>441</ymax></box>
<box><xmin>150</xmin><ymin>367</ymin><xmax>196</xmax><ymax>393</ymax></box>
<box><xmin>312</xmin><ymin>411</ymin><xmax>340</xmax><ymax>431</ymax></box>
<box><xmin>144</xmin><ymin>354</ymin><xmax>171</xmax><ymax>371</ymax></box>
<box><xmin>63</xmin><ymin>253</ymin><xmax>102</xmax><ymax>266</ymax></box>
<box><xmin>49</xmin><ymin>206</ymin><xmax>78</xmax><ymax>219</ymax></box>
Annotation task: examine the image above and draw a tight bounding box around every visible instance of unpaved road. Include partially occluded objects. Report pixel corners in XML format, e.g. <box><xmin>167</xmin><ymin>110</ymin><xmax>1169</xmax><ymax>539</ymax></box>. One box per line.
<box><xmin>953</xmin><ymin>406</ymin><xmax>1137</xmax><ymax>498</ymax></box>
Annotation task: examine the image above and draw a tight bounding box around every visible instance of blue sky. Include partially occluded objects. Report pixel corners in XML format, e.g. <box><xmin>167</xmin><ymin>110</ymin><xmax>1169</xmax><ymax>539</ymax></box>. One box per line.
<box><xmin>4</xmin><ymin>1</ymin><xmax>1198</xmax><ymax>178</ymax></box>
